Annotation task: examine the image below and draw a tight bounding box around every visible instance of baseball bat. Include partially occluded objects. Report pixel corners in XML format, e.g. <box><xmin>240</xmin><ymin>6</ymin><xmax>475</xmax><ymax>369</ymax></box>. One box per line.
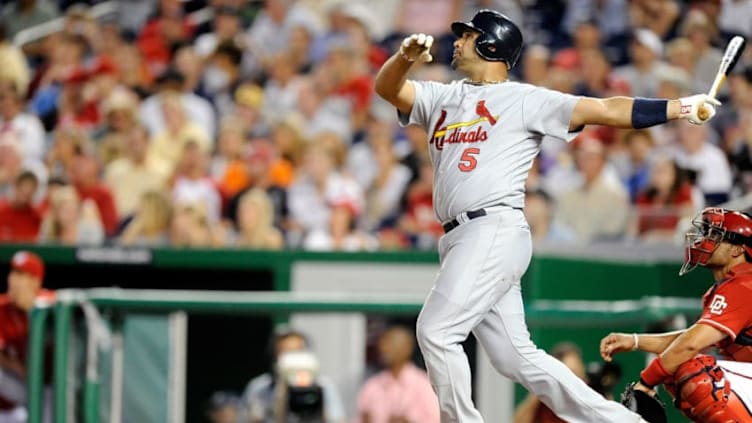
<box><xmin>698</xmin><ymin>35</ymin><xmax>746</xmax><ymax>120</ymax></box>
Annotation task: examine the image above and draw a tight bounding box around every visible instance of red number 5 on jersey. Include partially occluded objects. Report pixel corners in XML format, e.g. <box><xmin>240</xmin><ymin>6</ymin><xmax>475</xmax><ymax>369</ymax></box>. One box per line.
<box><xmin>459</xmin><ymin>148</ymin><xmax>480</xmax><ymax>172</ymax></box>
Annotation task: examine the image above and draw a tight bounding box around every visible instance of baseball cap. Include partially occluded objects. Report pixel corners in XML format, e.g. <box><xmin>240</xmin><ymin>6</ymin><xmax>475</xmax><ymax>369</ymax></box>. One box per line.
<box><xmin>10</xmin><ymin>251</ymin><xmax>45</xmax><ymax>280</ymax></box>
<box><xmin>633</xmin><ymin>29</ymin><xmax>663</xmax><ymax>57</ymax></box>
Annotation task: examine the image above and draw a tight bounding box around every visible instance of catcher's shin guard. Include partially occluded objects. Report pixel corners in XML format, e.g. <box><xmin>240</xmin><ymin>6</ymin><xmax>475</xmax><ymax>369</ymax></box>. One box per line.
<box><xmin>664</xmin><ymin>355</ymin><xmax>752</xmax><ymax>423</ymax></box>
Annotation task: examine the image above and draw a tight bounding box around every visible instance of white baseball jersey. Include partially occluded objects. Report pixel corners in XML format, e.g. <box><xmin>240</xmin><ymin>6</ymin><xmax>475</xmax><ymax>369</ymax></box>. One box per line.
<box><xmin>400</xmin><ymin>80</ymin><xmax>581</xmax><ymax>223</ymax></box>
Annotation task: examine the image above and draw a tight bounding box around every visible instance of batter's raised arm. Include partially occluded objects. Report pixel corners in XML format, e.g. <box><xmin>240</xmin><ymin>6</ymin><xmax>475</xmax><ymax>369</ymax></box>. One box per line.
<box><xmin>374</xmin><ymin>33</ymin><xmax>433</xmax><ymax>115</ymax></box>
<box><xmin>569</xmin><ymin>94</ymin><xmax>722</xmax><ymax>131</ymax></box>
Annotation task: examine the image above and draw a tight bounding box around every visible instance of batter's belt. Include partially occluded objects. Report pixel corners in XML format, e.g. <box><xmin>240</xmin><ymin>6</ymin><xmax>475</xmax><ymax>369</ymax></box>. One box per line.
<box><xmin>442</xmin><ymin>203</ymin><xmax>522</xmax><ymax>233</ymax></box>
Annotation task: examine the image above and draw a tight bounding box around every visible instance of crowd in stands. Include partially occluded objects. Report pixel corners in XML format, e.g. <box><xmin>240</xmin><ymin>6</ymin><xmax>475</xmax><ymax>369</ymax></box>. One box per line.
<box><xmin>1</xmin><ymin>0</ymin><xmax>752</xmax><ymax>251</ymax></box>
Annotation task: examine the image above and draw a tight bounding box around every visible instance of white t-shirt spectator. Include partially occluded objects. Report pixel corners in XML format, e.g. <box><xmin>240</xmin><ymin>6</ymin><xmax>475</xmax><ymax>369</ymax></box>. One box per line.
<box><xmin>172</xmin><ymin>177</ymin><xmax>222</xmax><ymax>224</ymax></box>
<box><xmin>673</xmin><ymin>143</ymin><xmax>733</xmax><ymax>196</ymax></box>
<box><xmin>288</xmin><ymin>172</ymin><xmax>363</xmax><ymax>232</ymax></box>
<box><xmin>139</xmin><ymin>93</ymin><xmax>217</xmax><ymax>138</ymax></box>
<box><xmin>0</xmin><ymin>113</ymin><xmax>46</xmax><ymax>162</ymax></box>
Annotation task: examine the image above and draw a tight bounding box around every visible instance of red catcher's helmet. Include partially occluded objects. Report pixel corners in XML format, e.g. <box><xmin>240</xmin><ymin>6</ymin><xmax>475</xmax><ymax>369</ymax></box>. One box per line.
<box><xmin>680</xmin><ymin>208</ymin><xmax>752</xmax><ymax>275</ymax></box>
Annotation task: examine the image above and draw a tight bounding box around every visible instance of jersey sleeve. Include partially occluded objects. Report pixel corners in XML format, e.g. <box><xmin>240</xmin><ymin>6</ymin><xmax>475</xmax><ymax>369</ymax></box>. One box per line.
<box><xmin>522</xmin><ymin>87</ymin><xmax>582</xmax><ymax>142</ymax></box>
<box><xmin>398</xmin><ymin>80</ymin><xmax>444</xmax><ymax>129</ymax></box>
<box><xmin>697</xmin><ymin>282</ymin><xmax>752</xmax><ymax>340</ymax></box>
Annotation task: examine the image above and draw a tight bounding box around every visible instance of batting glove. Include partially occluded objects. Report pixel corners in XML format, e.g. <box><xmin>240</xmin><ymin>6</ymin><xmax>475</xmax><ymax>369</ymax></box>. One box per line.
<box><xmin>679</xmin><ymin>94</ymin><xmax>722</xmax><ymax>125</ymax></box>
<box><xmin>400</xmin><ymin>33</ymin><xmax>434</xmax><ymax>63</ymax></box>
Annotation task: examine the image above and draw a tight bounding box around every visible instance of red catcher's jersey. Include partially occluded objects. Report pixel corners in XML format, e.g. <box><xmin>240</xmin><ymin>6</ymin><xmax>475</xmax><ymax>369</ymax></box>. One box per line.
<box><xmin>698</xmin><ymin>263</ymin><xmax>752</xmax><ymax>362</ymax></box>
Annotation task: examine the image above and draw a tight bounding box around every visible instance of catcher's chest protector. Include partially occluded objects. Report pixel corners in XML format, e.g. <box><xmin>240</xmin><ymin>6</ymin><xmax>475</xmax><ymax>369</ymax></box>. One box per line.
<box><xmin>665</xmin><ymin>355</ymin><xmax>752</xmax><ymax>422</ymax></box>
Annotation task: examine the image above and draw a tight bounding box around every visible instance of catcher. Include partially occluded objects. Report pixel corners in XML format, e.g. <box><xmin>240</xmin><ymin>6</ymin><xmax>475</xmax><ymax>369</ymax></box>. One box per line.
<box><xmin>601</xmin><ymin>207</ymin><xmax>752</xmax><ymax>423</ymax></box>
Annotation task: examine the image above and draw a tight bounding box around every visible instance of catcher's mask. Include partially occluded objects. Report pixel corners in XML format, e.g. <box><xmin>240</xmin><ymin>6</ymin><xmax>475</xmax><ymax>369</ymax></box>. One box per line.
<box><xmin>680</xmin><ymin>208</ymin><xmax>752</xmax><ymax>275</ymax></box>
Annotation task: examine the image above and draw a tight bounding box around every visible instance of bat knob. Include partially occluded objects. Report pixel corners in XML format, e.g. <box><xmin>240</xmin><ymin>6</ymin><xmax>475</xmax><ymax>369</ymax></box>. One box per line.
<box><xmin>698</xmin><ymin>105</ymin><xmax>710</xmax><ymax>121</ymax></box>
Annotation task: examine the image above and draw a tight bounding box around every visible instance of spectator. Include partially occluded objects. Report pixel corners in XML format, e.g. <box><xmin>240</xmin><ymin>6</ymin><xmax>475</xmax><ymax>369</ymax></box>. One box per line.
<box><xmin>574</xmin><ymin>48</ymin><xmax>630</xmax><ymax>99</ymax></box>
<box><xmin>0</xmin><ymin>251</ymin><xmax>54</xmax><ymax>423</ymax></box>
<box><xmin>287</xmin><ymin>141</ymin><xmax>363</xmax><ymax>243</ymax></box>
<box><xmin>628</xmin><ymin>0</ymin><xmax>680</xmax><ymax>40</ymax></box>
<box><xmin>357</xmin><ymin>325</ymin><xmax>439</xmax><ymax>423</ymax></box>
<box><xmin>1</xmin><ymin>0</ymin><xmax>57</xmax><ymax>38</ymax></box>
<box><xmin>718</xmin><ymin>0</ymin><xmax>752</xmax><ymax>39</ymax></box>
<box><xmin>96</xmin><ymin>87</ymin><xmax>142</xmax><ymax>165</ymax></box>
<box><xmin>728</xmin><ymin>111</ymin><xmax>752</xmax><ymax>193</ymax></box>
<box><xmin>262</xmin><ymin>51</ymin><xmax>307</xmax><ymax>120</ymax></box>
<box><xmin>38</xmin><ymin>185</ymin><xmax>104</xmax><ymax>246</ymax></box>
<box><xmin>303</xmin><ymin>200</ymin><xmax>378</xmax><ymax>251</ymax></box>
<box><xmin>672</xmin><ymin>120</ymin><xmax>733</xmax><ymax>205</ymax></box>
<box><xmin>614</xmin><ymin>29</ymin><xmax>672</xmax><ymax>98</ymax></box>
<box><xmin>172</xmin><ymin>141</ymin><xmax>222</xmax><ymax>224</ymax></box>
<box><xmin>631</xmin><ymin>157</ymin><xmax>696</xmax><ymax>243</ymax></box>
<box><xmin>0</xmin><ymin>140</ymin><xmax>25</xmax><ymax>200</ymax></box>
<box><xmin>561</xmin><ymin>0</ymin><xmax>629</xmax><ymax>42</ymax></box>
<box><xmin>139</xmin><ymin>68</ymin><xmax>216</xmax><ymax>140</ymax></box>
<box><xmin>679</xmin><ymin>10</ymin><xmax>724</xmax><ymax>95</ymax></box>
<box><xmin>524</xmin><ymin>188</ymin><xmax>576</xmax><ymax>244</ymax></box>
<box><xmin>111</xmin><ymin>43</ymin><xmax>154</xmax><ymax>97</ymax></box>
<box><xmin>397</xmin><ymin>158</ymin><xmax>442</xmax><ymax>249</ymax></box>
<box><xmin>243</xmin><ymin>328</ymin><xmax>346</xmax><ymax>423</ymax></box>
<box><xmin>0</xmin><ymin>79</ymin><xmax>45</xmax><ymax>162</ymax></box>
<box><xmin>325</xmin><ymin>35</ymin><xmax>375</xmax><ymax>135</ymax></box>
<box><xmin>231</xmin><ymin>188</ymin><xmax>284</xmax><ymax>250</ymax></box>
<box><xmin>244</xmin><ymin>0</ymin><xmax>321</xmax><ymax>77</ymax></box>
<box><xmin>148</xmin><ymin>92</ymin><xmax>212</xmax><ymax>171</ymax></box>
<box><xmin>205</xmin><ymin>391</ymin><xmax>246</xmax><ymax>423</ymax></box>
<box><xmin>363</xmin><ymin>138</ymin><xmax>411</xmax><ymax>231</ymax></box>
<box><xmin>227</xmin><ymin>142</ymin><xmax>288</xmax><ymax>227</ymax></box>
<box><xmin>203</xmin><ymin>41</ymin><xmax>244</xmax><ymax>117</ymax></box>
<box><xmin>232</xmin><ymin>83</ymin><xmax>269</xmax><ymax>139</ymax></box>
<box><xmin>553</xmin><ymin>18</ymin><xmax>602</xmax><ymax>75</ymax></box>
<box><xmin>136</xmin><ymin>0</ymin><xmax>196</xmax><ymax>75</ymax></box>
<box><xmin>0</xmin><ymin>23</ymin><xmax>30</xmax><ymax>98</ymax></box>
<box><xmin>70</xmin><ymin>155</ymin><xmax>119</xmax><ymax>236</ymax></box>
<box><xmin>0</xmin><ymin>171</ymin><xmax>42</xmax><ymax>243</ymax></box>
<box><xmin>555</xmin><ymin>137</ymin><xmax>630</xmax><ymax>243</ymax></box>
<box><xmin>211</xmin><ymin>117</ymin><xmax>250</xmax><ymax>199</ymax></box>
<box><xmin>513</xmin><ymin>342</ymin><xmax>587</xmax><ymax>423</ymax></box>
<box><xmin>120</xmin><ymin>190</ymin><xmax>172</xmax><ymax>247</ymax></box>
<box><xmin>172</xmin><ymin>43</ymin><xmax>204</xmax><ymax>96</ymax></box>
<box><xmin>195</xmin><ymin>5</ymin><xmax>246</xmax><ymax>59</ymax></box>
<box><xmin>169</xmin><ymin>202</ymin><xmax>219</xmax><ymax>248</ymax></box>
<box><xmin>46</xmin><ymin>127</ymin><xmax>90</xmax><ymax>182</ymax></box>
<box><xmin>620</xmin><ymin>129</ymin><xmax>655</xmax><ymax>201</ymax></box>
<box><xmin>521</xmin><ymin>45</ymin><xmax>550</xmax><ymax>87</ymax></box>
<box><xmin>296</xmin><ymin>71</ymin><xmax>352</xmax><ymax>145</ymax></box>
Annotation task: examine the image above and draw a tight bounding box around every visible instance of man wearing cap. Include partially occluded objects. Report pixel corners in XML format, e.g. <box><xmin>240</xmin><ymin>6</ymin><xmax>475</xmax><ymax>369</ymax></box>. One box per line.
<box><xmin>614</xmin><ymin>29</ymin><xmax>673</xmax><ymax>98</ymax></box>
<box><xmin>0</xmin><ymin>251</ymin><xmax>53</xmax><ymax>422</ymax></box>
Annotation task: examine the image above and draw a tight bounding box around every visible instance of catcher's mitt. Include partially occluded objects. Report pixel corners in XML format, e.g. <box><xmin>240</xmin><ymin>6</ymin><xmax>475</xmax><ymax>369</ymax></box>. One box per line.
<box><xmin>620</xmin><ymin>382</ymin><xmax>668</xmax><ymax>423</ymax></box>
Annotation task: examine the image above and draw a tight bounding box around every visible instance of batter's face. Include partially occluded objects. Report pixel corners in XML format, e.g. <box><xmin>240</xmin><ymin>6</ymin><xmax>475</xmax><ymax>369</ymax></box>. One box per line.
<box><xmin>451</xmin><ymin>31</ymin><xmax>481</xmax><ymax>71</ymax></box>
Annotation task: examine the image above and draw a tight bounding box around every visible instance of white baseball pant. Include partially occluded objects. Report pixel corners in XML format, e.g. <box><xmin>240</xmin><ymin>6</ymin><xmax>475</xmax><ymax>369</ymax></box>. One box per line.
<box><xmin>416</xmin><ymin>207</ymin><xmax>643</xmax><ymax>422</ymax></box>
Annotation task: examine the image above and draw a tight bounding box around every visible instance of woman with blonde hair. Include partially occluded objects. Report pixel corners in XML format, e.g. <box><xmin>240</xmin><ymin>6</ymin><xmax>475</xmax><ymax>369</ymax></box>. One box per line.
<box><xmin>38</xmin><ymin>185</ymin><xmax>104</xmax><ymax>245</ymax></box>
<box><xmin>120</xmin><ymin>190</ymin><xmax>172</xmax><ymax>247</ymax></box>
<box><xmin>234</xmin><ymin>188</ymin><xmax>284</xmax><ymax>250</ymax></box>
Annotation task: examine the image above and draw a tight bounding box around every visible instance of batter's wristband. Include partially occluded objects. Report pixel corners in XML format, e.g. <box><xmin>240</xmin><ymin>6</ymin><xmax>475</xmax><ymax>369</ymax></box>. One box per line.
<box><xmin>640</xmin><ymin>357</ymin><xmax>671</xmax><ymax>388</ymax></box>
<box><xmin>631</xmin><ymin>98</ymin><xmax>669</xmax><ymax>129</ymax></box>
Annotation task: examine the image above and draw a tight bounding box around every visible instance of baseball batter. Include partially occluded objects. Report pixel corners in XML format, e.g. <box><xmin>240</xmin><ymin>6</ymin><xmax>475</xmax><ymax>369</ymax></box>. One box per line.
<box><xmin>602</xmin><ymin>208</ymin><xmax>752</xmax><ymax>422</ymax></box>
<box><xmin>374</xmin><ymin>9</ymin><xmax>721</xmax><ymax>423</ymax></box>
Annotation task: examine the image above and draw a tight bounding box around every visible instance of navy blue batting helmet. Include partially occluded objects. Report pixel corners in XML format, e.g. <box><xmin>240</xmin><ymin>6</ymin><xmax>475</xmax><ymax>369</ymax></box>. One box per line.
<box><xmin>451</xmin><ymin>10</ymin><xmax>524</xmax><ymax>69</ymax></box>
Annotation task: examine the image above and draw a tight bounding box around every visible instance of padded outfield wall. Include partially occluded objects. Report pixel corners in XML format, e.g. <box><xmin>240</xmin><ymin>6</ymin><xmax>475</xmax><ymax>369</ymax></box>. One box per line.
<box><xmin>0</xmin><ymin>244</ymin><xmax>706</xmax><ymax>422</ymax></box>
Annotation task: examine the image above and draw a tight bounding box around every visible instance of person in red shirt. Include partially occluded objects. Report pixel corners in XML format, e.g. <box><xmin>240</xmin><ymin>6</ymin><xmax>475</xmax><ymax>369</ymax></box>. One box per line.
<box><xmin>0</xmin><ymin>251</ymin><xmax>53</xmax><ymax>422</ymax></box>
<box><xmin>600</xmin><ymin>207</ymin><xmax>752</xmax><ymax>422</ymax></box>
<box><xmin>70</xmin><ymin>154</ymin><xmax>119</xmax><ymax>236</ymax></box>
<box><xmin>0</xmin><ymin>171</ymin><xmax>42</xmax><ymax>242</ymax></box>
